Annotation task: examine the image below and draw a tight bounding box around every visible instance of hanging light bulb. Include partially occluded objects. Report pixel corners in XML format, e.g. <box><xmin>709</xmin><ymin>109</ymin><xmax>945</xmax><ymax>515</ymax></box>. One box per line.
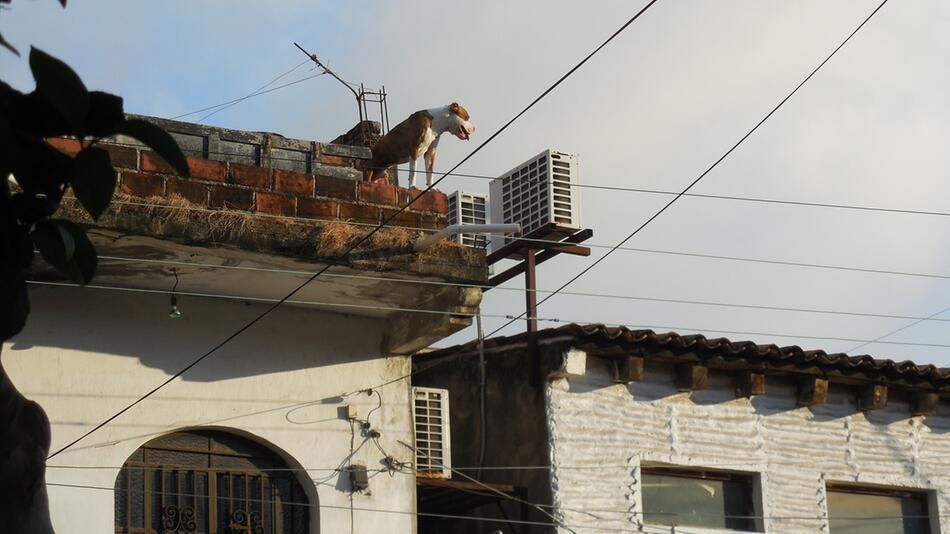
<box><xmin>168</xmin><ymin>295</ymin><xmax>182</xmax><ymax>318</ymax></box>
<box><xmin>168</xmin><ymin>269</ymin><xmax>182</xmax><ymax>319</ymax></box>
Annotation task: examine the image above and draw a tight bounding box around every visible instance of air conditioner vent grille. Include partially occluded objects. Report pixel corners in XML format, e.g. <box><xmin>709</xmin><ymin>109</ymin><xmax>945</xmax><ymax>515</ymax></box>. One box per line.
<box><xmin>413</xmin><ymin>387</ymin><xmax>451</xmax><ymax>478</ymax></box>
<box><xmin>490</xmin><ymin>150</ymin><xmax>581</xmax><ymax>251</ymax></box>
<box><xmin>447</xmin><ymin>191</ymin><xmax>489</xmax><ymax>248</ymax></box>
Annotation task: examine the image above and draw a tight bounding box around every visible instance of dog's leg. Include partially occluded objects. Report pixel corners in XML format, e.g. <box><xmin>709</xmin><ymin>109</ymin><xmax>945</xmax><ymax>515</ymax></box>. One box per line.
<box><xmin>408</xmin><ymin>159</ymin><xmax>417</xmax><ymax>189</ymax></box>
<box><xmin>424</xmin><ymin>139</ymin><xmax>439</xmax><ymax>187</ymax></box>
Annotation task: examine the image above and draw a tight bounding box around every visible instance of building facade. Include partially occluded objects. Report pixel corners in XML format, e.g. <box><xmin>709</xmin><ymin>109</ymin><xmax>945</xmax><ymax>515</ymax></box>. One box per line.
<box><xmin>4</xmin><ymin>116</ymin><xmax>486</xmax><ymax>534</ymax></box>
<box><xmin>415</xmin><ymin>324</ymin><xmax>950</xmax><ymax>534</ymax></box>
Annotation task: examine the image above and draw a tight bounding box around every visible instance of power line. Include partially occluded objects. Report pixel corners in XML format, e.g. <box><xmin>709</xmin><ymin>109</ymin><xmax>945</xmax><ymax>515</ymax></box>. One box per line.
<box><xmin>29</xmin><ymin>280</ymin><xmax>950</xmax><ymax>348</ymax></box>
<box><xmin>92</xmin><ymin>196</ymin><xmax>950</xmax><ymax>282</ymax></box>
<box><xmin>46</xmin><ymin>0</ymin><xmax>662</xmax><ymax>460</ymax></box>
<box><xmin>170</xmin><ymin>59</ymin><xmax>316</xmax><ymax>121</ymax></box>
<box><xmin>103</xmin><ymin>139</ymin><xmax>950</xmax><ymax>219</ymax></box>
<box><xmin>197</xmin><ymin>61</ymin><xmax>315</xmax><ymax>124</ymax></box>
<box><xmin>488</xmin><ymin>0</ymin><xmax>891</xmax><ymax>338</ymax></box>
<box><xmin>846</xmin><ymin>304</ymin><xmax>950</xmax><ymax>353</ymax></box>
<box><xmin>91</xmin><ymin>253</ymin><xmax>950</xmax><ymax>324</ymax></box>
<box><xmin>47</xmin><ymin>482</ymin><xmax>933</xmax><ymax>525</ymax></box>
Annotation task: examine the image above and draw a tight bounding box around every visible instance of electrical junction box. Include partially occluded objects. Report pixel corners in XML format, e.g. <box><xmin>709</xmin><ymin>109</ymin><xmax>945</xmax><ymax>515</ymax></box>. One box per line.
<box><xmin>489</xmin><ymin>149</ymin><xmax>581</xmax><ymax>252</ymax></box>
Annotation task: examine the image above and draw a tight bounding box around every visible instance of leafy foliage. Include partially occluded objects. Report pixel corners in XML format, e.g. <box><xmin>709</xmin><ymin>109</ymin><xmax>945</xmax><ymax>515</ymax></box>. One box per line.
<box><xmin>0</xmin><ymin>44</ymin><xmax>190</xmax><ymax>340</ymax></box>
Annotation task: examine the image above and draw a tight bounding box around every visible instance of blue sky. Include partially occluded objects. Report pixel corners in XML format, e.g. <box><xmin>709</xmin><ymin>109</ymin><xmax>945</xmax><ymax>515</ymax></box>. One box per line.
<box><xmin>4</xmin><ymin>1</ymin><xmax>950</xmax><ymax>364</ymax></box>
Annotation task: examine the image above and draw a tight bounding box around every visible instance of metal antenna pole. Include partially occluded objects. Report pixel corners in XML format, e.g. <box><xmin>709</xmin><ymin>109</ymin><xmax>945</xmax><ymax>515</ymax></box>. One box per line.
<box><xmin>293</xmin><ymin>42</ymin><xmax>365</xmax><ymax>128</ymax></box>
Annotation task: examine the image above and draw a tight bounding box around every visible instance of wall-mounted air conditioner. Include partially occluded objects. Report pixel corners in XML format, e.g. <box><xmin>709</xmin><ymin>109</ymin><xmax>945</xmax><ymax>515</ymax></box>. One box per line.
<box><xmin>412</xmin><ymin>387</ymin><xmax>451</xmax><ymax>478</ymax></box>
<box><xmin>489</xmin><ymin>149</ymin><xmax>581</xmax><ymax>252</ymax></box>
<box><xmin>447</xmin><ymin>191</ymin><xmax>489</xmax><ymax>249</ymax></box>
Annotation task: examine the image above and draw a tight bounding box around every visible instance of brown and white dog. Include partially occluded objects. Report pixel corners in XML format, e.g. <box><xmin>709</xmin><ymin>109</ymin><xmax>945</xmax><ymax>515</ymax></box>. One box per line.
<box><xmin>368</xmin><ymin>102</ymin><xmax>475</xmax><ymax>188</ymax></box>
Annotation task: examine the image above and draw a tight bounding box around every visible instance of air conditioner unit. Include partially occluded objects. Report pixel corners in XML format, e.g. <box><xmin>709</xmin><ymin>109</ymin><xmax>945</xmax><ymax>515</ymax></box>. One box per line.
<box><xmin>447</xmin><ymin>191</ymin><xmax>489</xmax><ymax>249</ymax></box>
<box><xmin>412</xmin><ymin>387</ymin><xmax>451</xmax><ymax>478</ymax></box>
<box><xmin>489</xmin><ymin>149</ymin><xmax>581</xmax><ymax>252</ymax></box>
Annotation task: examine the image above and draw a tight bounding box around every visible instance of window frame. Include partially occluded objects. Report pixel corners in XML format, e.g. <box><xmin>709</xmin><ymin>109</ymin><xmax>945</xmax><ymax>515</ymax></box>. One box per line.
<box><xmin>639</xmin><ymin>463</ymin><xmax>765</xmax><ymax>533</ymax></box>
<box><xmin>825</xmin><ymin>481</ymin><xmax>936</xmax><ymax>534</ymax></box>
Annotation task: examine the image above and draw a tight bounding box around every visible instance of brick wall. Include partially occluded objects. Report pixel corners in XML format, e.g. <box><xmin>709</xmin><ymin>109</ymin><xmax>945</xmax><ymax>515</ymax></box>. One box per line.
<box><xmin>47</xmin><ymin>115</ymin><xmax>447</xmax><ymax>230</ymax></box>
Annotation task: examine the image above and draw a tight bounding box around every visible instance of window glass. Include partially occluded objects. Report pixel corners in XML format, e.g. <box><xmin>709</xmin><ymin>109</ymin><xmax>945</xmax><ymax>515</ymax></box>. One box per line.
<box><xmin>642</xmin><ymin>467</ymin><xmax>757</xmax><ymax>531</ymax></box>
<box><xmin>828</xmin><ymin>485</ymin><xmax>930</xmax><ymax>534</ymax></box>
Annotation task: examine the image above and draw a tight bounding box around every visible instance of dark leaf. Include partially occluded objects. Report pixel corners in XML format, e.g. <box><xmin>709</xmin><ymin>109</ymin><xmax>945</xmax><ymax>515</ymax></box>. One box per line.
<box><xmin>0</xmin><ymin>270</ymin><xmax>29</xmax><ymax>341</ymax></box>
<box><xmin>0</xmin><ymin>32</ymin><xmax>18</xmax><ymax>56</ymax></box>
<box><xmin>117</xmin><ymin>118</ymin><xmax>189</xmax><ymax>177</ymax></box>
<box><xmin>71</xmin><ymin>147</ymin><xmax>116</xmax><ymax>219</ymax></box>
<box><xmin>11</xmin><ymin>137</ymin><xmax>73</xmax><ymax>199</ymax></box>
<box><xmin>84</xmin><ymin>91</ymin><xmax>124</xmax><ymax>137</ymax></box>
<box><xmin>59</xmin><ymin>0</ymin><xmax>67</xmax><ymax>6</ymax></box>
<box><xmin>31</xmin><ymin>219</ymin><xmax>96</xmax><ymax>284</ymax></box>
<box><xmin>29</xmin><ymin>47</ymin><xmax>88</xmax><ymax>133</ymax></box>
<box><xmin>33</xmin><ymin>219</ymin><xmax>74</xmax><ymax>267</ymax></box>
<box><xmin>6</xmin><ymin>90</ymin><xmax>72</xmax><ymax>137</ymax></box>
<box><xmin>13</xmin><ymin>224</ymin><xmax>34</xmax><ymax>269</ymax></box>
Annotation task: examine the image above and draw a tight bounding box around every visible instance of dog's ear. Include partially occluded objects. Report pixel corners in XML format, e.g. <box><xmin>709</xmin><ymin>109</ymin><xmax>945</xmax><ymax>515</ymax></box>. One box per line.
<box><xmin>449</xmin><ymin>102</ymin><xmax>460</xmax><ymax>114</ymax></box>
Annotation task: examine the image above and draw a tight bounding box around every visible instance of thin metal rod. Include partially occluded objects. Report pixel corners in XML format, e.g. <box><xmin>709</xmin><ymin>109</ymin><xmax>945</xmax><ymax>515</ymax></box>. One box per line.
<box><xmin>293</xmin><ymin>42</ymin><xmax>359</xmax><ymax>101</ymax></box>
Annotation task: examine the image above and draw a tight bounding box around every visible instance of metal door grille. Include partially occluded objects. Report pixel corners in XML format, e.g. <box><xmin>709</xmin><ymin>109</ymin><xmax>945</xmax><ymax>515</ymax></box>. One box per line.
<box><xmin>115</xmin><ymin>430</ymin><xmax>308</xmax><ymax>534</ymax></box>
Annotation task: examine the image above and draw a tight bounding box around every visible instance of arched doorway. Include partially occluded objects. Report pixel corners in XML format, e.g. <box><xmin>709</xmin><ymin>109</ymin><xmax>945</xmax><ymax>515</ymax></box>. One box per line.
<box><xmin>114</xmin><ymin>429</ymin><xmax>310</xmax><ymax>533</ymax></box>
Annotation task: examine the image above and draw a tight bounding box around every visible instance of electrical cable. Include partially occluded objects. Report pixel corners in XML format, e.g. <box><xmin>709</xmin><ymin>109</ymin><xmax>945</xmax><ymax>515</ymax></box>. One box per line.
<box><xmin>197</xmin><ymin>60</ymin><xmax>315</xmax><ymax>124</ymax></box>
<box><xmin>87</xmin><ymin>254</ymin><xmax>950</xmax><ymax>324</ymax></box>
<box><xmin>101</xmin><ymin>139</ymin><xmax>950</xmax><ymax>220</ymax></box>
<box><xmin>487</xmin><ymin>0</ymin><xmax>891</xmax><ymax>339</ymax></box>
<box><xmin>47</xmin><ymin>481</ymin><xmax>935</xmax><ymax>525</ymax></box>
<box><xmin>845</xmin><ymin>304</ymin><xmax>950</xmax><ymax>353</ymax></box>
<box><xmin>170</xmin><ymin>59</ymin><xmax>315</xmax><ymax>120</ymax></box>
<box><xmin>28</xmin><ymin>280</ymin><xmax>950</xmax><ymax>348</ymax></box>
<box><xmin>45</xmin><ymin>0</ymin><xmax>661</xmax><ymax>460</ymax></box>
<box><xmin>85</xmin><ymin>196</ymin><xmax>950</xmax><ymax>283</ymax></box>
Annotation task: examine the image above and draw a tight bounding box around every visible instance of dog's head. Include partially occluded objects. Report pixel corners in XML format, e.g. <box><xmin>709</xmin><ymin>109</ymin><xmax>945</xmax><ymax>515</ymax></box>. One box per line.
<box><xmin>448</xmin><ymin>102</ymin><xmax>475</xmax><ymax>140</ymax></box>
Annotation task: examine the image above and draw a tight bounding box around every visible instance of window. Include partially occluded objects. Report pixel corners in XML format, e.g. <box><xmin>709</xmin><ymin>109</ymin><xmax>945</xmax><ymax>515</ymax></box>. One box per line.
<box><xmin>114</xmin><ymin>429</ymin><xmax>310</xmax><ymax>534</ymax></box>
<box><xmin>827</xmin><ymin>483</ymin><xmax>932</xmax><ymax>534</ymax></box>
<box><xmin>641</xmin><ymin>465</ymin><xmax>759</xmax><ymax>531</ymax></box>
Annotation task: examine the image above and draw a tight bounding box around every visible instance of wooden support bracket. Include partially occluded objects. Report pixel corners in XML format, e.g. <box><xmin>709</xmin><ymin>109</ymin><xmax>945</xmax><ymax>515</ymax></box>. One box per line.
<box><xmin>797</xmin><ymin>376</ymin><xmax>828</xmax><ymax>407</ymax></box>
<box><xmin>911</xmin><ymin>391</ymin><xmax>939</xmax><ymax>416</ymax></box>
<box><xmin>857</xmin><ymin>384</ymin><xmax>888</xmax><ymax>411</ymax></box>
<box><xmin>612</xmin><ymin>356</ymin><xmax>645</xmax><ymax>384</ymax></box>
<box><xmin>675</xmin><ymin>363</ymin><xmax>708</xmax><ymax>392</ymax></box>
<box><xmin>735</xmin><ymin>371</ymin><xmax>766</xmax><ymax>398</ymax></box>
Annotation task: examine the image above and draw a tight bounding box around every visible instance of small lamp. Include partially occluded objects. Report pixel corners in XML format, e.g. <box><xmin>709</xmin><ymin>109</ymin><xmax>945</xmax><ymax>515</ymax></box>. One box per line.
<box><xmin>168</xmin><ymin>269</ymin><xmax>182</xmax><ymax>319</ymax></box>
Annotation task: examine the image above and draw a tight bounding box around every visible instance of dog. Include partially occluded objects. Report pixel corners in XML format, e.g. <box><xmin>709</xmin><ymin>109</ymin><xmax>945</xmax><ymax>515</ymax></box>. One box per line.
<box><xmin>368</xmin><ymin>102</ymin><xmax>475</xmax><ymax>188</ymax></box>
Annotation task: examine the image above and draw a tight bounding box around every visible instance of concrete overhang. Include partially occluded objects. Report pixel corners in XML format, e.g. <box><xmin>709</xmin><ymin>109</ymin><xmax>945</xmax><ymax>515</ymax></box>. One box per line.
<box><xmin>30</xmin><ymin>197</ymin><xmax>488</xmax><ymax>355</ymax></box>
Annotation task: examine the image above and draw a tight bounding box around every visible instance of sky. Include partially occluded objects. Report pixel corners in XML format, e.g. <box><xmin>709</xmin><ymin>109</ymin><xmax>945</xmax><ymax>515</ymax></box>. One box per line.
<box><xmin>2</xmin><ymin>0</ymin><xmax>950</xmax><ymax>365</ymax></box>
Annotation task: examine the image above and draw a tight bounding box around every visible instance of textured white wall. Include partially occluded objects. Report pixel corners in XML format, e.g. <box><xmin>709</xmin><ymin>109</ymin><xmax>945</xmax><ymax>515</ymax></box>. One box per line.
<box><xmin>3</xmin><ymin>285</ymin><xmax>416</xmax><ymax>534</ymax></box>
<box><xmin>546</xmin><ymin>354</ymin><xmax>950</xmax><ymax>534</ymax></box>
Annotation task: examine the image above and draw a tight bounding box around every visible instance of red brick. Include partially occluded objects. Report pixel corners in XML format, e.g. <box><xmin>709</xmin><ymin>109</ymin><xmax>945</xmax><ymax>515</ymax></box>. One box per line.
<box><xmin>120</xmin><ymin>171</ymin><xmax>164</xmax><ymax>198</ymax></box>
<box><xmin>297</xmin><ymin>198</ymin><xmax>338</xmax><ymax>220</ymax></box>
<box><xmin>408</xmin><ymin>189</ymin><xmax>448</xmax><ymax>213</ymax></box>
<box><xmin>359</xmin><ymin>181</ymin><xmax>398</xmax><ymax>207</ymax></box>
<box><xmin>187</xmin><ymin>158</ymin><xmax>226</xmax><ymax>182</ymax></box>
<box><xmin>319</xmin><ymin>154</ymin><xmax>355</xmax><ymax>167</ymax></box>
<box><xmin>140</xmin><ymin>151</ymin><xmax>175</xmax><ymax>174</ymax></box>
<box><xmin>274</xmin><ymin>169</ymin><xmax>314</xmax><ymax>195</ymax></box>
<box><xmin>229</xmin><ymin>163</ymin><xmax>271</xmax><ymax>189</ymax></box>
<box><xmin>315</xmin><ymin>176</ymin><xmax>357</xmax><ymax>201</ymax></box>
<box><xmin>166</xmin><ymin>179</ymin><xmax>209</xmax><ymax>206</ymax></box>
<box><xmin>380</xmin><ymin>208</ymin><xmax>440</xmax><ymax>229</ymax></box>
<box><xmin>101</xmin><ymin>144</ymin><xmax>137</xmax><ymax>169</ymax></box>
<box><xmin>210</xmin><ymin>186</ymin><xmax>253</xmax><ymax>211</ymax></box>
<box><xmin>46</xmin><ymin>137</ymin><xmax>81</xmax><ymax>156</ymax></box>
<box><xmin>339</xmin><ymin>203</ymin><xmax>380</xmax><ymax>224</ymax></box>
<box><xmin>255</xmin><ymin>191</ymin><xmax>296</xmax><ymax>216</ymax></box>
<box><xmin>142</xmin><ymin>152</ymin><xmax>218</xmax><ymax>180</ymax></box>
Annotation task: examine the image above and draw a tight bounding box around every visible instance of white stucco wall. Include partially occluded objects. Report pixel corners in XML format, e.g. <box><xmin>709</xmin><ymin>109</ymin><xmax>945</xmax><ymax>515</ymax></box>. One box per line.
<box><xmin>546</xmin><ymin>354</ymin><xmax>950</xmax><ymax>534</ymax></box>
<box><xmin>3</xmin><ymin>285</ymin><xmax>418</xmax><ymax>534</ymax></box>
